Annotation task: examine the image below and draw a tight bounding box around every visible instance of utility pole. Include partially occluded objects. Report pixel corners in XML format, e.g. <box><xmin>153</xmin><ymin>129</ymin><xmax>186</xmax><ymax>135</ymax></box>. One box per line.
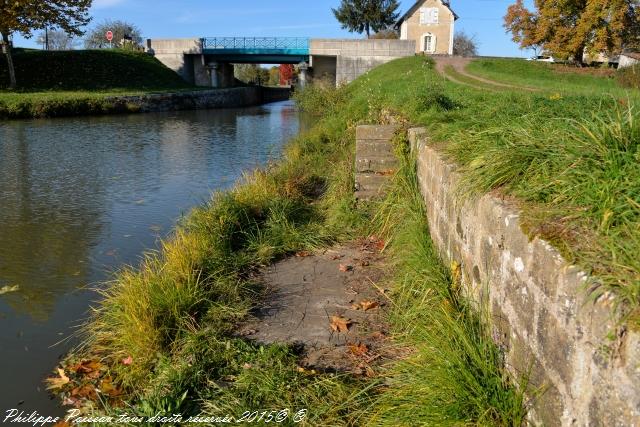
<box><xmin>45</xmin><ymin>27</ymin><xmax>49</xmax><ymax>51</ymax></box>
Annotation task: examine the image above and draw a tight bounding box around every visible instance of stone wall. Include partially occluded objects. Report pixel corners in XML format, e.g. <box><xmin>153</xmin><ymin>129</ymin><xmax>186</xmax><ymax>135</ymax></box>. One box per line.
<box><xmin>354</xmin><ymin>125</ymin><xmax>399</xmax><ymax>200</ymax></box>
<box><xmin>310</xmin><ymin>39</ymin><xmax>415</xmax><ymax>85</ymax></box>
<box><xmin>409</xmin><ymin>127</ymin><xmax>640</xmax><ymax>426</ymax></box>
<box><xmin>106</xmin><ymin>87</ymin><xmax>290</xmax><ymax>115</ymax></box>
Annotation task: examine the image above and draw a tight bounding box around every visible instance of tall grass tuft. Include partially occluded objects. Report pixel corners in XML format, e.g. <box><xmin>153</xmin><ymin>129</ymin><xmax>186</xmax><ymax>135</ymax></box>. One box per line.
<box><xmin>368</xmin><ymin>150</ymin><xmax>528</xmax><ymax>426</ymax></box>
<box><xmin>445</xmin><ymin>104</ymin><xmax>640</xmax><ymax>312</ymax></box>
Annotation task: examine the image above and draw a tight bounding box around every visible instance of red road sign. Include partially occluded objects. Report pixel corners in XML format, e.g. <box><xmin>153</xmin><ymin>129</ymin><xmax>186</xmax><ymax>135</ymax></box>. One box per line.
<box><xmin>106</xmin><ymin>31</ymin><xmax>113</xmax><ymax>42</ymax></box>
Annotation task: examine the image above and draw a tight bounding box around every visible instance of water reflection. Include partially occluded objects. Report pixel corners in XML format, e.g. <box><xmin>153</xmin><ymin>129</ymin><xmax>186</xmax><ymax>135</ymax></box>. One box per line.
<box><xmin>0</xmin><ymin>101</ymin><xmax>300</xmax><ymax>413</ymax></box>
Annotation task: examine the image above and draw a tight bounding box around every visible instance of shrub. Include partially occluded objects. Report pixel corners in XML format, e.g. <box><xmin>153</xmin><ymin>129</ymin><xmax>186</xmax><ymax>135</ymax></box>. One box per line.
<box><xmin>617</xmin><ymin>64</ymin><xmax>640</xmax><ymax>89</ymax></box>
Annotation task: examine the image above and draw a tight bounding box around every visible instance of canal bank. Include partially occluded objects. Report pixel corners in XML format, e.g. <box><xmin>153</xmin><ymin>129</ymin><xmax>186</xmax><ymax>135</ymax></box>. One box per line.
<box><xmin>0</xmin><ymin>102</ymin><xmax>302</xmax><ymax>417</ymax></box>
<box><xmin>40</xmin><ymin>56</ymin><xmax>528</xmax><ymax>425</ymax></box>
<box><xmin>0</xmin><ymin>86</ymin><xmax>292</xmax><ymax>120</ymax></box>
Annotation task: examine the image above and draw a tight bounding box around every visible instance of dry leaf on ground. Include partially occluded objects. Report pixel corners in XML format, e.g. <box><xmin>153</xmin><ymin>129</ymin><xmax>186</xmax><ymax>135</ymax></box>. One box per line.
<box><xmin>45</xmin><ymin>368</ymin><xmax>70</xmax><ymax>390</ymax></box>
<box><xmin>330</xmin><ymin>316</ymin><xmax>352</xmax><ymax>333</ymax></box>
<box><xmin>339</xmin><ymin>264</ymin><xmax>353</xmax><ymax>272</ymax></box>
<box><xmin>348</xmin><ymin>343</ymin><xmax>369</xmax><ymax>357</ymax></box>
<box><xmin>0</xmin><ymin>285</ymin><xmax>19</xmax><ymax>295</ymax></box>
<box><xmin>70</xmin><ymin>384</ymin><xmax>97</xmax><ymax>400</ymax></box>
<box><xmin>295</xmin><ymin>250</ymin><xmax>312</xmax><ymax>257</ymax></box>
<box><xmin>121</xmin><ymin>356</ymin><xmax>133</xmax><ymax>365</ymax></box>
<box><xmin>360</xmin><ymin>300</ymin><xmax>379</xmax><ymax>311</ymax></box>
<box><xmin>100</xmin><ymin>377</ymin><xmax>122</xmax><ymax>398</ymax></box>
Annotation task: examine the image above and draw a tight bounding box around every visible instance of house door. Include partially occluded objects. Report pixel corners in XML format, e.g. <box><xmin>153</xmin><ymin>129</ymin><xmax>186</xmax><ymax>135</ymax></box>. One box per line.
<box><xmin>424</xmin><ymin>34</ymin><xmax>435</xmax><ymax>53</ymax></box>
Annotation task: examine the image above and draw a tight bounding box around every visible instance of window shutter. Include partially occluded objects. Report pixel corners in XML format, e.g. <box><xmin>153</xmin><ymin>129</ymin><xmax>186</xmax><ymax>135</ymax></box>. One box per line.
<box><xmin>419</xmin><ymin>8</ymin><xmax>426</xmax><ymax>24</ymax></box>
<box><xmin>432</xmin><ymin>9</ymin><xmax>439</xmax><ymax>24</ymax></box>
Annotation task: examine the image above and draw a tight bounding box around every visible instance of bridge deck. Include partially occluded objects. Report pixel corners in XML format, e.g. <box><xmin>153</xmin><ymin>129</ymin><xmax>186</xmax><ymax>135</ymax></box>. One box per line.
<box><xmin>201</xmin><ymin>37</ymin><xmax>309</xmax><ymax>63</ymax></box>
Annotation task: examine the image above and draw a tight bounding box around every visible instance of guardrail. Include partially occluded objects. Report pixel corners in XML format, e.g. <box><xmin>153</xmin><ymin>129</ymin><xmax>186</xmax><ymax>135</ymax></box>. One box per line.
<box><xmin>201</xmin><ymin>37</ymin><xmax>310</xmax><ymax>51</ymax></box>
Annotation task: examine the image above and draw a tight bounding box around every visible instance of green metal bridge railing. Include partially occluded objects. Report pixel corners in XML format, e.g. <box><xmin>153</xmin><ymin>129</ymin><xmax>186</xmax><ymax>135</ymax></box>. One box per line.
<box><xmin>201</xmin><ymin>37</ymin><xmax>310</xmax><ymax>51</ymax></box>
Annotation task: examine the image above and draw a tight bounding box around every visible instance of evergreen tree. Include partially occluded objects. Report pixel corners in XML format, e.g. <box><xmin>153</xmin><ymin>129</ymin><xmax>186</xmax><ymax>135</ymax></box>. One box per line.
<box><xmin>332</xmin><ymin>0</ymin><xmax>400</xmax><ymax>38</ymax></box>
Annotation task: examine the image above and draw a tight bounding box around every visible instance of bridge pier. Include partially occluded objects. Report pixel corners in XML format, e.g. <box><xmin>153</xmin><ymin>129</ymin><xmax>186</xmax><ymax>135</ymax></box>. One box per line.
<box><xmin>298</xmin><ymin>62</ymin><xmax>309</xmax><ymax>88</ymax></box>
<box><xmin>206</xmin><ymin>61</ymin><xmax>235</xmax><ymax>88</ymax></box>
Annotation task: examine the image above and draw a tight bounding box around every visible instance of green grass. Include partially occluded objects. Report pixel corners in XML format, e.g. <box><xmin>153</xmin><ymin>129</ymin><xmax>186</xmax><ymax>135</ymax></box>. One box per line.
<box><xmin>367</xmin><ymin>150</ymin><xmax>528</xmax><ymax>426</ymax></box>
<box><xmin>466</xmin><ymin>58</ymin><xmax>621</xmax><ymax>95</ymax></box>
<box><xmin>442</xmin><ymin>65</ymin><xmax>509</xmax><ymax>92</ymax></box>
<box><xmin>56</xmin><ymin>54</ymin><xmax>640</xmax><ymax>424</ymax></box>
<box><xmin>55</xmin><ymin>55</ymin><xmax>529</xmax><ymax>426</ymax></box>
<box><xmin>0</xmin><ymin>49</ymin><xmax>190</xmax><ymax>91</ymax></box>
<box><xmin>0</xmin><ymin>49</ymin><xmax>197</xmax><ymax>119</ymax></box>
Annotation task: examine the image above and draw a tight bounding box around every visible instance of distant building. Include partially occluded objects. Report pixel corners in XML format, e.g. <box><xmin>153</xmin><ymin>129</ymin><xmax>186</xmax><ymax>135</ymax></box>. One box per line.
<box><xmin>395</xmin><ymin>0</ymin><xmax>458</xmax><ymax>55</ymax></box>
<box><xmin>618</xmin><ymin>51</ymin><xmax>640</xmax><ymax>69</ymax></box>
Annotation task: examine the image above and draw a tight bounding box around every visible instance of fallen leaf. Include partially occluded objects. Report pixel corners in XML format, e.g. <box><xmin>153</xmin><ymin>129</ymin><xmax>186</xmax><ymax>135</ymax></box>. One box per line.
<box><xmin>360</xmin><ymin>260</ymin><xmax>370</xmax><ymax>267</ymax></box>
<box><xmin>121</xmin><ymin>356</ymin><xmax>133</xmax><ymax>366</ymax></box>
<box><xmin>61</xmin><ymin>397</ymin><xmax>77</xmax><ymax>407</ymax></box>
<box><xmin>330</xmin><ymin>316</ymin><xmax>352</xmax><ymax>333</ymax></box>
<box><xmin>348</xmin><ymin>343</ymin><xmax>368</xmax><ymax>357</ymax></box>
<box><xmin>45</xmin><ymin>368</ymin><xmax>70</xmax><ymax>390</ymax></box>
<box><xmin>99</xmin><ymin>377</ymin><xmax>122</xmax><ymax>398</ymax></box>
<box><xmin>73</xmin><ymin>360</ymin><xmax>101</xmax><ymax>374</ymax></box>
<box><xmin>71</xmin><ymin>384</ymin><xmax>97</xmax><ymax>400</ymax></box>
<box><xmin>0</xmin><ymin>285</ymin><xmax>19</xmax><ymax>295</ymax></box>
<box><xmin>339</xmin><ymin>264</ymin><xmax>353</xmax><ymax>272</ymax></box>
<box><xmin>242</xmin><ymin>363</ymin><xmax>253</xmax><ymax>369</ymax></box>
<box><xmin>360</xmin><ymin>300</ymin><xmax>379</xmax><ymax>311</ymax></box>
<box><xmin>374</xmin><ymin>239</ymin><xmax>386</xmax><ymax>251</ymax></box>
<box><xmin>295</xmin><ymin>250</ymin><xmax>312</xmax><ymax>257</ymax></box>
<box><xmin>330</xmin><ymin>254</ymin><xmax>343</xmax><ymax>260</ymax></box>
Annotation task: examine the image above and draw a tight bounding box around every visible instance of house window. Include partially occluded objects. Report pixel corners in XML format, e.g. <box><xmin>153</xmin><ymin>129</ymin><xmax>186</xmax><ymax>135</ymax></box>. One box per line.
<box><xmin>423</xmin><ymin>33</ymin><xmax>436</xmax><ymax>53</ymax></box>
<box><xmin>420</xmin><ymin>7</ymin><xmax>439</xmax><ymax>25</ymax></box>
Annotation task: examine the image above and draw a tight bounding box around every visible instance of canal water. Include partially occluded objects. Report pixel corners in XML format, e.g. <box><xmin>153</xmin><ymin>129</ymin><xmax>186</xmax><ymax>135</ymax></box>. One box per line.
<box><xmin>0</xmin><ymin>101</ymin><xmax>301</xmax><ymax>415</ymax></box>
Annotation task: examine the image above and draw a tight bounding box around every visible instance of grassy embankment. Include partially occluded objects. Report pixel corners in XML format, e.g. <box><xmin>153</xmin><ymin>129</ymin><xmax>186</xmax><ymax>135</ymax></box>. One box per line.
<box><xmin>54</xmin><ymin>56</ymin><xmax>531</xmax><ymax>426</ymax></box>
<box><xmin>54</xmin><ymin>56</ymin><xmax>639</xmax><ymax>425</ymax></box>
<box><xmin>446</xmin><ymin>58</ymin><xmax>639</xmax><ymax>318</ymax></box>
<box><xmin>0</xmin><ymin>49</ymin><xmax>193</xmax><ymax>118</ymax></box>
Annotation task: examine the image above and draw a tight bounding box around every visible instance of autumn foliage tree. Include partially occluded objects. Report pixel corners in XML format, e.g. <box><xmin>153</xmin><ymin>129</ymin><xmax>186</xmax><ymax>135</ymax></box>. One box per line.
<box><xmin>0</xmin><ymin>0</ymin><xmax>92</xmax><ymax>88</ymax></box>
<box><xmin>332</xmin><ymin>0</ymin><xmax>400</xmax><ymax>38</ymax></box>
<box><xmin>504</xmin><ymin>0</ymin><xmax>640</xmax><ymax>62</ymax></box>
<box><xmin>279</xmin><ymin>64</ymin><xmax>294</xmax><ymax>86</ymax></box>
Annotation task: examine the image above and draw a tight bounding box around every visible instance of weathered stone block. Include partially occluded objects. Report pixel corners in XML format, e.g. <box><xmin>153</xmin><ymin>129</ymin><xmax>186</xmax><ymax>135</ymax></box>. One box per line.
<box><xmin>411</xmin><ymin>126</ymin><xmax>640</xmax><ymax>426</ymax></box>
<box><xmin>356</xmin><ymin>125</ymin><xmax>398</xmax><ymax>141</ymax></box>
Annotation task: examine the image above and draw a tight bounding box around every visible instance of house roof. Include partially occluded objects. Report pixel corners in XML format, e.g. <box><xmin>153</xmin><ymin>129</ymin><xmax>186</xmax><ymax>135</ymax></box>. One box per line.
<box><xmin>396</xmin><ymin>0</ymin><xmax>459</xmax><ymax>27</ymax></box>
<box><xmin>622</xmin><ymin>51</ymin><xmax>640</xmax><ymax>61</ymax></box>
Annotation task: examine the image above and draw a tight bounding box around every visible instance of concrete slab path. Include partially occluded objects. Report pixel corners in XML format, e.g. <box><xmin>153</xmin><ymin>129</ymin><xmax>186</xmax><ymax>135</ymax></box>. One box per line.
<box><xmin>238</xmin><ymin>239</ymin><xmax>392</xmax><ymax>374</ymax></box>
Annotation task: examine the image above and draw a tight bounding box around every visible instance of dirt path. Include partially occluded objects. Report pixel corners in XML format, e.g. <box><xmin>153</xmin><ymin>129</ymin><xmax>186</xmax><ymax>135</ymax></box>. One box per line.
<box><xmin>435</xmin><ymin>56</ymin><xmax>540</xmax><ymax>92</ymax></box>
<box><xmin>238</xmin><ymin>238</ymin><xmax>392</xmax><ymax>374</ymax></box>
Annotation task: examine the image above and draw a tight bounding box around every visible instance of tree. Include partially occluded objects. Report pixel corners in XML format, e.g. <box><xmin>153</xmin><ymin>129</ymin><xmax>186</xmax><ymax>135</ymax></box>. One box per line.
<box><xmin>0</xmin><ymin>0</ymin><xmax>91</xmax><ymax>88</ymax></box>
<box><xmin>36</xmin><ymin>29</ymin><xmax>78</xmax><ymax>50</ymax></box>
<box><xmin>504</xmin><ymin>0</ymin><xmax>640</xmax><ymax>63</ymax></box>
<box><xmin>370</xmin><ymin>28</ymin><xmax>399</xmax><ymax>39</ymax></box>
<box><xmin>84</xmin><ymin>20</ymin><xmax>143</xmax><ymax>49</ymax></box>
<box><xmin>279</xmin><ymin>64</ymin><xmax>294</xmax><ymax>86</ymax></box>
<box><xmin>332</xmin><ymin>0</ymin><xmax>400</xmax><ymax>38</ymax></box>
<box><xmin>268</xmin><ymin>66</ymin><xmax>280</xmax><ymax>86</ymax></box>
<box><xmin>234</xmin><ymin>64</ymin><xmax>269</xmax><ymax>85</ymax></box>
<box><xmin>453</xmin><ymin>31</ymin><xmax>478</xmax><ymax>57</ymax></box>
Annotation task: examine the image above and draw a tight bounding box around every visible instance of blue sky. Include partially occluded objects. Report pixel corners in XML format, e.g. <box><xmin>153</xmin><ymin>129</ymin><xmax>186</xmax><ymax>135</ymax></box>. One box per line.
<box><xmin>14</xmin><ymin>0</ymin><xmax>532</xmax><ymax>58</ymax></box>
